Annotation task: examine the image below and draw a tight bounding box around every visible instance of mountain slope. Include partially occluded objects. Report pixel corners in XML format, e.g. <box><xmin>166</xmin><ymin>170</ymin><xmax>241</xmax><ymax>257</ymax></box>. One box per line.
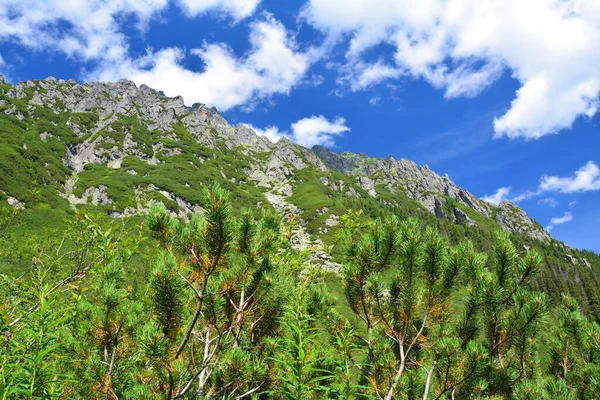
<box><xmin>1</xmin><ymin>75</ymin><xmax>599</xmax><ymax>319</ymax></box>
<box><xmin>0</xmin><ymin>75</ymin><xmax>547</xmax><ymax>236</ymax></box>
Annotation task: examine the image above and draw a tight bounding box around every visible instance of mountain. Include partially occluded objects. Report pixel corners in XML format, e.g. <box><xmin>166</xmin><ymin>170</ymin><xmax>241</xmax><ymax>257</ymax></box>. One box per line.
<box><xmin>1</xmin><ymin>75</ymin><xmax>599</xmax><ymax>318</ymax></box>
<box><xmin>0</xmin><ymin>75</ymin><xmax>546</xmax><ymax>234</ymax></box>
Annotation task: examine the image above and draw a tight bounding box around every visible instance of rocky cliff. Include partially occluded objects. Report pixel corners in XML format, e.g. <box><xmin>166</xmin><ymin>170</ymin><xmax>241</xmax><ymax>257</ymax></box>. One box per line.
<box><xmin>0</xmin><ymin>75</ymin><xmax>551</xmax><ymax>249</ymax></box>
<box><xmin>311</xmin><ymin>146</ymin><xmax>550</xmax><ymax>241</ymax></box>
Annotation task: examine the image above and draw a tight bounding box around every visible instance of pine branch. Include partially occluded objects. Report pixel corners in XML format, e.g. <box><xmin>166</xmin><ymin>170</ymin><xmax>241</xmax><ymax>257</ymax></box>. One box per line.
<box><xmin>423</xmin><ymin>360</ymin><xmax>437</xmax><ymax>400</ymax></box>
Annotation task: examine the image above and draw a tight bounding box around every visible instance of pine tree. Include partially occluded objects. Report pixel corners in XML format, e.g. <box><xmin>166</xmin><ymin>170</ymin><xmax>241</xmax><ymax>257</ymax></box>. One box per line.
<box><xmin>458</xmin><ymin>231</ymin><xmax>547</xmax><ymax>396</ymax></box>
<box><xmin>145</xmin><ymin>183</ymin><xmax>293</xmax><ymax>398</ymax></box>
<box><xmin>341</xmin><ymin>217</ymin><xmax>468</xmax><ymax>399</ymax></box>
<box><xmin>2</xmin><ymin>188</ymin><xmax>600</xmax><ymax>399</ymax></box>
<box><xmin>547</xmin><ymin>295</ymin><xmax>600</xmax><ymax>398</ymax></box>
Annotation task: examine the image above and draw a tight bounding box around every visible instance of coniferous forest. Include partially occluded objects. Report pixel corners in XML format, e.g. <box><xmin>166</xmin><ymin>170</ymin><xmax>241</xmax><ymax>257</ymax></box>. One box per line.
<box><xmin>1</xmin><ymin>184</ymin><xmax>599</xmax><ymax>399</ymax></box>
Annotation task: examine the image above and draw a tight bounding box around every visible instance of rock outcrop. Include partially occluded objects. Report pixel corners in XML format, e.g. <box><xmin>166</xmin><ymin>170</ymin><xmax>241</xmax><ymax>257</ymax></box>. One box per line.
<box><xmin>311</xmin><ymin>145</ymin><xmax>549</xmax><ymax>241</ymax></box>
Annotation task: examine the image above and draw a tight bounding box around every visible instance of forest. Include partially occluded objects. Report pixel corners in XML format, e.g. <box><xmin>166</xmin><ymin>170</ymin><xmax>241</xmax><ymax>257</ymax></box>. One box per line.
<box><xmin>1</xmin><ymin>184</ymin><xmax>599</xmax><ymax>399</ymax></box>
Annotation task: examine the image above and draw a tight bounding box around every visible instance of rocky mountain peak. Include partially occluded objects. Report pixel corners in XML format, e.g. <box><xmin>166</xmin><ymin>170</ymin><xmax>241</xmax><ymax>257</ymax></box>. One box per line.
<box><xmin>0</xmin><ymin>75</ymin><xmax>552</xmax><ymax>244</ymax></box>
<box><xmin>310</xmin><ymin>145</ymin><xmax>549</xmax><ymax>241</ymax></box>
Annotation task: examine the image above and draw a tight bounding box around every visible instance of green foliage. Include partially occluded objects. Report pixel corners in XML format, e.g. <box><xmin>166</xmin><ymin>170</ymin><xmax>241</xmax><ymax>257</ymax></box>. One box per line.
<box><xmin>0</xmin><ymin>87</ymin><xmax>597</xmax><ymax>323</ymax></box>
<box><xmin>0</xmin><ymin>186</ymin><xmax>599</xmax><ymax>398</ymax></box>
<box><xmin>0</xmin><ymin>86</ymin><xmax>599</xmax><ymax>398</ymax></box>
<box><xmin>271</xmin><ymin>304</ymin><xmax>334</xmax><ymax>399</ymax></box>
<box><xmin>0</xmin><ymin>114</ymin><xmax>72</xmax><ymax>207</ymax></box>
<box><xmin>546</xmin><ymin>295</ymin><xmax>600</xmax><ymax>398</ymax></box>
<box><xmin>1</xmin><ymin>269</ymin><xmax>74</xmax><ymax>399</ymax></box>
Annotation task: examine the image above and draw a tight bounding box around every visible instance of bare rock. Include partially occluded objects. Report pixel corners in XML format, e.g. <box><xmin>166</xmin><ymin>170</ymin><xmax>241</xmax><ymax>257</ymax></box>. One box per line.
<box><xmin>495</xmin><ymin>201</ymin><xmax>551</xmax><ymax>242</ymax></box>
<box><xmin>265</xmin><ymin>157</ymin><xmax>292</xmax><ymax>181</ymax></box>
<box><xmin>454</xmin><ymin>208</ymin><xmax>476</xmax><ymax>227</ymax></box>
<box><xmin>7</xmin><ymin>196</ymin><xmax>23</xmax><ymax>208</ymax></box>
<box><xmin>358</xmin><ymin>176</ymin><xmax>377</xmax><ymax>197</ymax></box>
<box><xmin>325</xmin><ymin>214</ymin><xmax>340</xmax><ymax>227</ymax></box>
<box><xmin>565</xmin><ymin>254</ymin><xmax>578</xmax><ymax>265</ymax></box>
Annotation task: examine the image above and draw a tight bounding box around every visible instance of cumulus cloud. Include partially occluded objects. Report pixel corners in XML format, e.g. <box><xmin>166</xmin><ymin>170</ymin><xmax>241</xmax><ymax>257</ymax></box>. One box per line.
<box><xmin>291</xmin><ymin>116</ymin><xmax>349</xmax><ymax>147</ymax></box>
<box><xmin>177</xmin><ymin>0</ymin><xmax>260</xmax><ymax>20</ymax></box>
<box><xmin>0</xmin><ymin>0</ymin><xmax>261</xmax><ymax>74</ymax></box>
<box><xmin>243</xmin><ymin>115</ymin><xmax>349</xmax><ymax>148</ymax></box>
<box><xmin>540</xmin><ymin>161</ymin><xmax>600</xmax><ymax>193</ymax></box>
<box><xmin>91</xmin><ymin>16</ymin><xmax>311</xmax><ymax>110</ymax></box>
<box><xmin>0</xmin><ymin>0</ymin><xmax>169</xmax><ymax>64</ymax></box>
<box><xmin>482</xmin><ymin>186</ymin><xmax>512</xmax><ymax>205</ymax></box>
<box><xmin>546</xmin><ymin>211</ymin><xmax>573</xmax><ymax>231</ymax></box>
<box><xmin>504</xmin><ymin>161</ymin><xmax>599</xmax><ymax>204</ymax></box>
<box><xmin>302</xmin><ymin>0</ymin><xmax>600</xmax><ymax>140</ymax></box>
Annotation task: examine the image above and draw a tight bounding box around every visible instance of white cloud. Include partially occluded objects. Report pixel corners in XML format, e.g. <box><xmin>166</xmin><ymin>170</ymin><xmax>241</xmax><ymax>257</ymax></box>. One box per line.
<box><xmin>243</xmin><ymin>115</ymin><xmax>349</xmax><ymax>147</ymax></box>
<box><xmin>177</xmin><ymin>0</ymin><xmax>260</xmax><ymax>20</ymax></box>
<box><xmin>291</xmin><ymin>115</ymin><xmax>349</xmax><ymax>147</ymax></box>
<box><xmin>302</xmin><ymin>0</ymin><xmax>600</xmax><ymax>140</ymax></box>
<box><xmin>0</xmin><ymin>0</ymin><xmax>260</xmax><ymax>70</ymax></box>
<box><xmin>0</xmin><ymin>0</ymin><xmax>168</xmax><ymax>64</ymax></box>
<box><xmin>540</xmin><ymin>161</ymin><xmax>600</xmax><ymax>193</ymax></box>
<box><xmin>482</xmin><ymin>186</ymin><xmax>512</xmax><ymax>205</ymax></box>
<box><xmin>444</xmin><ymin>60</ymin><xmax>504</xmax><ymax>99</ymax></box>
<box><xmin>305</xmin><ymin>74</ymin><xmax>325</xmax><ymax>87</ymax></box>
<box><xmin>569</xmin><ymin>200</ymin><xmax>578</xmax><ymax>208</ymax></box>
<box><xmin>546</xmin><ymin>211</ymin><xmax>573</xmax><ymax>231</ymax></box>
<box><xmin>342</xmin><ymin>60</ymin><xmax>404</xmax><ymax>91</ymax></box>
<box><xmin>537</xmin><ymin>197</ymin><xmax>558</xmax><ymax>208</ymax></box>
<box><xmin>369</xmin><ymin>96</ymin><xmax>381</xmax><ymax>105</ymax></box>
<box><xmin>506</xmin><ymin>161</ymin><xmax>600</xmax><ymax>204</ymax></box>
<box><xmin>510</xmin><ymin>190</ymin><xmax>542</xmax><ymax>203</ymax></box>
<box><xmin>91</xmin><ymin>16</ymin><xmax>311</xmax><ymax>110</ymax></box>
<box><xmin>550</xmin><ymin>212</ymin><xmax>573</xmax><ymax>225</ymax></box>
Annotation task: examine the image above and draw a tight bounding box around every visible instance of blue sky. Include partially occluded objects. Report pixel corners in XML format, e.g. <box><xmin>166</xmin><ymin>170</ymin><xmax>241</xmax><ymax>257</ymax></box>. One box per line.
<box><xmin>0</xmin><ymin>0</ymin><xmax>599</xmax><ymax>251</ymax></box>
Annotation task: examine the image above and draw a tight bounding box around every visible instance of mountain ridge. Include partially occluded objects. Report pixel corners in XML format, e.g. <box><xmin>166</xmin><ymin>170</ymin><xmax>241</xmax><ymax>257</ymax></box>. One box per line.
<box><xmin>2</xmin><ymin>73</ymin><xmax>600</xmax><ymax>320</ymax></box>
<box><xmin>0</xmin><ymin>73</ymin><xmax>576</xmax><ymax>245</ymax></box>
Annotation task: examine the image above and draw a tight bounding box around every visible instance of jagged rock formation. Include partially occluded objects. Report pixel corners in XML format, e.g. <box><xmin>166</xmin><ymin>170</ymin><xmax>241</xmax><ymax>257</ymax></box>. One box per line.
<box><xmin>311</xmin><ymin>146</ymin><xmax>550</xmax><ymax>241</ymax></box>
<box><xmin>0</xmin><ymin>74</ymin><xmax>551</xmax><ymax>255</ymax></box>
<box><xmin>495</xmin><ymin>201</ymin><xmax>550</xmax><ymax>241</ymax></box>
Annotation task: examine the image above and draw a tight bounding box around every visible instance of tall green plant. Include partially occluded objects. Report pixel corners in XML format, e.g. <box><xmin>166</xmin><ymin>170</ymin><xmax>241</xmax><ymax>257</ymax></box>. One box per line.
<box><xmin>144</xmin><ymin>183</ymin><xmax>292</xmax><ymax>398</ymax></box>
<box><xmin>1</xmin><ymin>269</ymin><xmax>73</xmax><ymax>399</ymax></box>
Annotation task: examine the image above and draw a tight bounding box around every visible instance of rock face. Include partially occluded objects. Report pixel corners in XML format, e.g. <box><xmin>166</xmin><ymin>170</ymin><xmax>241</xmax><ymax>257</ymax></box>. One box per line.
<box><xmin>0</xmin><ymin>74</ymin><xmax>551</xmax><ymax>249</ymax></box>
<box><xmin>311</xmin><ymin>145</ymin><xmax>549</xmax><ymax>241</ymax></box>
<box><xmin>7</xmin><ymin>77</ymin><xmax>275</xmax><ymax>157</ymax></box>
<box><xmin>495</xmin><ymin>201</ymin><xmax>551</xmax><ymax>242</ymax></box>
<box><xmin>565</xmin><ymin>254</ymin><xmax>579</xmax><ymax>265</ymax></box>
<box><xmin>7</xmin><ymin>196</ymin><xmax>23</xmax><ymax>208</ymax></box>
<box><xmin>454</xmin><ymin>208</ymin><xmax>476</xmax><ymax>227</ymax></box>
